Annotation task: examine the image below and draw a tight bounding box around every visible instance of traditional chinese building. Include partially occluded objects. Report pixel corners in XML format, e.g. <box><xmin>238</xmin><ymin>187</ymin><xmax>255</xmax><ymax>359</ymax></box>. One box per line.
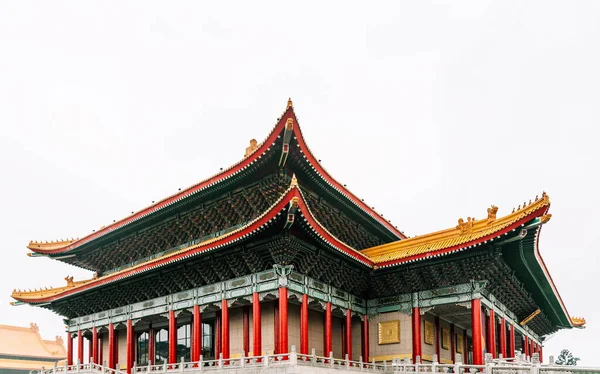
<box><xmin>0</xmin><ymin>323</ymin><xmax>66</xmax><ymax>374</ymax></box>
<box><xmin>11</xmin><ymin>100</ymin><xmax>585</xmax><ymax>373</ymax></box>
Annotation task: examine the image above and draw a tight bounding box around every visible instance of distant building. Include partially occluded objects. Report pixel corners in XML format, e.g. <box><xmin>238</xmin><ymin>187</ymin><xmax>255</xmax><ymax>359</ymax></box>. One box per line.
<box><xmin>0</xmin><ymin>323</ymin><xmax>66</xmax><ymax>374</ymax></box>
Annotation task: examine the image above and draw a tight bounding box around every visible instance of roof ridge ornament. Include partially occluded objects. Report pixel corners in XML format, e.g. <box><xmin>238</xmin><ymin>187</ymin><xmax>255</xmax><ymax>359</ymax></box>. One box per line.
<box><xmin>290</xmin><ymin>173</ymin><xmax>299</xmax><ymax>188</ymax></box>
<box><xmin>487</xmin><ymin>205</ymin><xmax>498</xmax><ymax>223</ymax></box>
<box><xmin>287</xmin><ymin>98</ymin><xmax>293</xmax><ymax>109</ymax></box>
<box><xmin>244</xmin><ymin>139</ymin><xmax>261</xmax><ymax>158</ymax></box>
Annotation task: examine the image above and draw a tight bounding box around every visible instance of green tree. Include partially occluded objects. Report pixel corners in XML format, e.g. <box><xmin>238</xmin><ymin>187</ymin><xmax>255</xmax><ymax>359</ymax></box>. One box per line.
<box><xmin>555</xmin><ymin>349</ymin><xmax>580</xmax><ymax>366</ymax></box>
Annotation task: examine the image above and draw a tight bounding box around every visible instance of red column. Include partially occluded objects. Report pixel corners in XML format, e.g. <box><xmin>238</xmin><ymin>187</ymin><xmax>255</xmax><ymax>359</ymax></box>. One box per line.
<box><xmin>242</xmin><ymin>306</ymin><xmax>250</xmax><ymax>355</ymax></box>
<box><xmin>524</xmin><ymin>336</ymin><xmax>529</xmax><ymax>357</ymax></box>
<box><xmin>530</xmin><ymin>340</ymin><xmax>534</xmax><ymax>358</ymax></box>
<box><xmin>471</xmin><ymin>299</ymin><xmax>483</xmax><ymax>365</ymax></box>
<box><xmin>252</xmin><ymin>292</ymin><xmax>261</xmax><ymax>357</ymax></box>
<box><xmin>435</xmin><ymin>316</ymin><xmax>440</xmax><ymax>361</ymax></box>
<box><xmin>488</xmin><ymin>310</ymin><xmax>496</xmax><ymax>358</ymax></box>
<box><xmin>279</xmin><ymin>287</ymin><xmax>288</xmax><ymax>354</ymax></box>
<box><xmin>411</xmin><ymin>307</ymin><xmax>422</xmax><ymax>363</ymax></box>
<box><xmin>126</xmin><ymin>319</ymin><xmax>133</xmax><ymax>374</ymax></box>
<box><xmin>221</xmin><ymin>299</ymin><xmax>230</xmax><ymax>359</ymax></box>
<box><xmin>300</xmin><ymin>294</ymin><xmax>309</xmax><ymax>355</ymax></box>
<box><xmin>499</xmin><ymin>318</ymin><xmax>507</xmax><ymax>358</ymax></box>
<box><xmin>345</xmin><ymin>309</ymin><xmax>352</xmax><ymax>360</ymax></box>
<box><xmin>450</xmin><ymin>324</ymin><xmax>456</xmax><ymax>363</ymax></box>
<box><xmin>148</xmin><ymin>326</ymin><xmax>154</xmax><ymax>365</ymax></box>
<box><xmin>67</xmin><ymin>332</ymin><xmax>73</xmax><ymax>366</ymax></box>
<box><xmin>91</xmin><ymin>327</ymin><xmax>98</xmax><ymax>364</ymax></box>
<box><xmin>324</xmin><ymin>302</ymin><xmax>332</xmax><ymax>356</ymax></box>
<box><xmin>98</xmin><ymin>334</ymin><xmax>103</xmax><ymax>364</ymax></box>
<box><xmin>108</xmin><ymin>323</ymin><xmax>115</xmax><ymax>369</ymax></box>
<box><xmin>168</xmin><ymin>310</ymin><xmax>177</xmax><ymax>364</ymax></box>
<box><xmin>77</xmin><ymin>331</ymin><xmax>84</xmax><ymax>365</ymax></box>
<box><xmin>192</xmin><ymin>305</ymin><xmax>202</xmax><ymax>362</ymax></box>
<box><xmin>215</xmin><ymin>312</ymin><xmax>221</xmax><ymax>359</ymax></box>
<box><xmin>274</xmin><ymin>303</ymin><xmax>279</xmax><ymax>354</ymax></box>
<box><xmin>508</xmin><ymin>325</ymin><xmax>515</xmax><ymax>358</ymax></box>
<box><xmin>361</xmin><ymin>316</ymin><xmax>369</xmax><ymax>362</ymax></box>
<box><xmin>114</xmin><ymin>330</ymin><xmax>119</xmax><ymax>367</ymax></box>
<box><xmin>539</xmin><ymin>346</ymin><xmax>543</xmax><ymax>363</ymax></box>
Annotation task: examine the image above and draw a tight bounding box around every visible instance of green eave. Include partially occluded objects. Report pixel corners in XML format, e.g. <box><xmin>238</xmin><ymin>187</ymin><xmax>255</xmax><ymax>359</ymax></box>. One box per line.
<box><xmin>502</xmin><ymin>218</ymin><xmax>571</xmax><ymax>330</ymax></box>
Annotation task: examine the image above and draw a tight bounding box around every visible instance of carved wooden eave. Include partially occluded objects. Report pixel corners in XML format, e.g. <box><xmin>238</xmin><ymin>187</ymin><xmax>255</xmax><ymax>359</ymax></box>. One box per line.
<box><xmin>12</xmin><ymin>178</ymin><xmax>374</xmax><ymax>306</ymax></box>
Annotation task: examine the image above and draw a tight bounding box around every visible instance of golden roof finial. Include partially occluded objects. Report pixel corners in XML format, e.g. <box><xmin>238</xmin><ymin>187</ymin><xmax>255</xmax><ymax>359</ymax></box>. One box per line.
<box><xmin>287</xmin><ymin>98</ymin><xmax>293</xmax><ymax>109</ymax></box>
<box><xmin>290</xmin><ymin>173</ymin><xmax>298</xmax><ymax>187</ymax></box>
<box><xmin>487</xmin><ymin>205</ymin><xmax>498</xmax><ymax>221</ymax></box>
<box><xmin>244</xmin><ymin>139</ymin><xmax>260</xmax><ymax>158</ymax></box>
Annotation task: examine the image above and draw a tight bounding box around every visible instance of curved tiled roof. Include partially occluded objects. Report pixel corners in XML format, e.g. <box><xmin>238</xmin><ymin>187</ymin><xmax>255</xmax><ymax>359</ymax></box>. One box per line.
<box><xmin>362</xmin><ymin>193</ymin><xmax>551</xmax><ymax>267</ymax></box>
<box><xmin>0</xmin><ymin>323</ymin><xmax>66</xmax><ymax>359</ymax></box>
<box><xmin>27</xmin><ymin>99</ymin><xmax>405</xmax><ymax>256</ymax></box>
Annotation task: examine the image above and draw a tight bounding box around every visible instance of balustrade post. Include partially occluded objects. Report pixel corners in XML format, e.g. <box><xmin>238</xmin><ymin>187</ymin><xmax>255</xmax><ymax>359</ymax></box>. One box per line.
<box><xmin>199</xmin><ymin>355</ymin><xmax>203</xmax><ymax>372</ymax></box>
<box><xmin>345</xmin><ymin>353</ymin><xmax>349</xmax><ymax>368</ymax></box>
<box><xmin>263</xmin><ymin>351</ymin><xmax>269</xmax><ymax>368</ymax></box>
<box><xmin>53</xmin><ymin>362</ymin><xmax>57</xmax><ymax>374</ymax></box>
<box><xmin>290</xmin><ymin>345</ymin><xmax>297</xmax><ymax>366</ymax></box>
<box><xmin>75</xmin><ymin>360</ymin><xmax>80</xmax><ymax>374</ymax></box>
<box><xmin>162</xmin><ymin>362</ymin><xmax>167</xmax><ymax>374</ymax></box>
<box><xmin>359</xmin><ymin>356</ymin><xmax>363</xmax><ymax>371</ymax></box>
<box><xmin>218</xmin><ymin>353</ymin><xmax>223</xmax><ymax>369</ymax></box>
<box><xmin>484</xmin><ymin>354</ymin><xmax>493</xmax><ymax>374</ymax></box>
<box><xmin>329</xmin><ymin>352</ymin><xmax>334</xmax><ymax>368</ymax></box>
<box><xmin>179</xmin><ymin>357</ymin><xmax>184</xmax><ymax>374</ymax></box>
<box><xmin>454</xmin><ymin>353</ymin><xmax>463</xmax><ymax>374</ymax></box>
<box><xmin>241</xmin><ymin>350</ymin><xmax>245</xmax><ymax>368</ymax></box>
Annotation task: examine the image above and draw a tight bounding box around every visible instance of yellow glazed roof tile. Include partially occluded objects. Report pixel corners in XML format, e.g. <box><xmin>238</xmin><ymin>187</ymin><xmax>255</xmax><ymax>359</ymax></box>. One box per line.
<box><xmin>361</xmin><ymin>193</ymin><xmax>551</xmax><ymax>265</ymax></box>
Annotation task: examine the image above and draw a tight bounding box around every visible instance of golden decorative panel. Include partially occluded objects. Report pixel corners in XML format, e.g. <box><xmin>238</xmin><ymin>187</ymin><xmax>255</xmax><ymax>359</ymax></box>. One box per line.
<box><xmin>456</xmin><ymin>333</ymin><xmax>464</xmax><ymax>353</ymax></box>
<box><xmin>378</xmin><ymin>320</ymin><xmax>400</xmax><ymax>345</ymax></box>
<box><xmin>424</xmin><ymin>320</ymin><xmax>434</xmax><ymax>345</ymax></box>
<box><xmin>442</xmin><ymin>328</ymin><xmax>450</xmax><ymax>349</ymax></box>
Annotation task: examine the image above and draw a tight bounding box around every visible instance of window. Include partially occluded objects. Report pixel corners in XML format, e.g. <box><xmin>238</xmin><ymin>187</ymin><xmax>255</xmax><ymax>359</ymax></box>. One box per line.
<box><xmin>177</xmin><ymin>324</ymin><xmax>191</xmax><ymax>361</ymax></box>
<box><xmin>155</xmin><ymin>329</ymin><xmax>169</xmax><ymax>364</ymax></box>
<box><xmin>137</xmin><ymin>332</ymin><xmax>149</xmax><ymax>365</ymax></box>
<box><xmin>202</xmin><ymin>322</ymin><xmax>215</xmax><ymax>359</ymax></box>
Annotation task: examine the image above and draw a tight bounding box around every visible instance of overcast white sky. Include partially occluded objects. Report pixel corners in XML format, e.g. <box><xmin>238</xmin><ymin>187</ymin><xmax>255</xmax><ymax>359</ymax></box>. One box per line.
<box><xmin>0</xmin><ymin>0</ymin><xmax>598</xmax><ymax>365</ymax></box>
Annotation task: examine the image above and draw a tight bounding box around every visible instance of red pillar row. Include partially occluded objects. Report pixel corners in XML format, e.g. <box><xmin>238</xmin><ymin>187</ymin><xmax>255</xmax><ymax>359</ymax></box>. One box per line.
<box><xmin>168</xmin><ymin>310</ymin><xmax>177</xmax><ymax>364</ymax></box>
<box><xmin>278</xmin><ymin>287</ymin><xmax>288</xmax><ymax>354</ymax></box>
<box><xmin>324</xmin><ymin>302</ymin><xmax>332</xmax><ymax>356</ymax></box>
<box><xmin>77</xmin><ymin>330</ymin><xmax>84</xmax><ymax>365</ymax></box>
<box><xmin>488</xmin><ymin>309</ymin><xmax>496</xmax><ymax>358</ymax></box>
<box><xmin>221</xmin><ymin>299</ymin><xmax>230</xmax><ymax>359</ymax></box>
<box><xmin>499</xmin><ymin>318</ymin><xmax>507</xmax><ymax>358</ymax></box>
<box><xmin>252</xmin><ymin>292</ymin><xmax>261</xmax><ymax>357</ymax></box>
<box><xmin>524</xmin><ymin>335</ymin><xmax>529</xmax><ymax>357</ymax></box>
<box><xmin>215</xmin><ymin>312</ymin><xmax>221</xmax><ymax>359</ymax></box>
<box><xmin>67</xmin><ymin>332</ymin><xmax>73</xmax><ymax>366</ymax></box>
<box><xmin>274</xmin><ymin>302</ymin><xmax>279</xmax><ymax>354</ymax></box>
<box><xmin>509</xmin><ymin>324</ymin><xmax>515</xmax><ymax>358</ymax></box>
<box><xmin>345</xmin><ymin>309</ymin><xmax>352</xmax><ymax>360</ymax></box>
<box><xmin>411</xmin><ymin>307</ymin><xmax>421</xmax><ymax>363</ymax></box>
<box><xmin>92</xmin><ymin>327</ymin><xmax>98</xmax><ymax>364</ymax></box>
<box><xmin>300</xmin><ymin>294</ymin><xmax>309</xmax><ymax>355</ymax></box>
<box><xmin>148</xmin><ymin>325</ymin><xmax>154</xmax><ymax>365</ymax></box>
<box><xmin>361</xmin><ymin>316</ymin><xmax>369</xmax><ymax>362</ymax></box>
<box><xmin>126</xmin><ymin>319</ymin><xmax>133</xmax><ymax>374</ymax></box>
<box><xmin>192</xmin><ymin>305</ymin><xmax>202</xmax><ymax>362</ymax></box>
<box><xmin>108</xmin><ymin>323</ymin><xmax>115</xmax><ymax>369</ymax></box>
<box><xmin>471</xmin><ymin>299</ymin><xmax>483</xmax><ymax>365</ymax></box>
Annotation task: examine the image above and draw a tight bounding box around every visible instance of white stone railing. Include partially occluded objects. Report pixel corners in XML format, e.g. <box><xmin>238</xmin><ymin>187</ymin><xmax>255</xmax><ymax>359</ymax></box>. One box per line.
<box><xmin>31</xmin><ymin>349</ymin><xmax>600</xmax><ymax>374</ymax></box>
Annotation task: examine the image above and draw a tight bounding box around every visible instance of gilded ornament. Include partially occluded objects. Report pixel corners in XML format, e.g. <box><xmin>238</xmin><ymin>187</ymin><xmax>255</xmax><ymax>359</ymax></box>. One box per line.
<box><xmin>456</xmin><ymin>333</ymin><xmax>464</xmax><ymax>353</ymax></box>
<box><xmin>244</xmin><ymin>139</ymin><xmax>260</xmax><ymax>158</ymax></box>
<box><xmin>424</xmin><ymin>320</ymin><xmax>434</xmax><ymax>345</ymax></box>
<box><xmin>540</xmin><ymin>214</ymin><xmax>552</xmax><ymax>224</ymax></box>
<box><xmin>64</xmin><ymin>276</ymin><xmax>74</xmax><ymax>287</ymax></box>
<box><xmin>487</xmin><ymin>205</ymin><xmax>498</xmax><ymax>221</ymax></box>
<box><xmin>378</xmin><ymin>320</ymin><xmax>400</xmax><ymax>345</ymax></box>
<box><xmin>441</xmin><ymin>327</ymin><xmax>450</xmax><ymax>349</ymax></box>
